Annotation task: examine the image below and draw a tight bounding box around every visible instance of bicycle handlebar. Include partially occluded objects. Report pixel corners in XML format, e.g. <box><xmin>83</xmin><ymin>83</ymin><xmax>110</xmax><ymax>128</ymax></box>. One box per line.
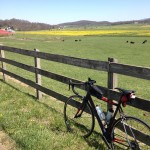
<box><xmin>69</xmin><ymin>78</ymin><xmax>96</xmax><ymax>95</ymax></box>
<box><xmin>69</xmin><ymin>80</ymin><xmax>85</xmax><ymax>95</ymax></box>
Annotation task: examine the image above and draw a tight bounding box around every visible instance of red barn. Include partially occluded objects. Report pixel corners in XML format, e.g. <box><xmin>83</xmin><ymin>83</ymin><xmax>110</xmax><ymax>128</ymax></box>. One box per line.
<box><xmin>0</xmin><ymin>29</ymin><xmax>14</xmax><ymax>35</ymax></box>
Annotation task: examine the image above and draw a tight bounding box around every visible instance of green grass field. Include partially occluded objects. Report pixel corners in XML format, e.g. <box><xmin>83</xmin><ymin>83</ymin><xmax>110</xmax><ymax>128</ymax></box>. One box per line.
<box><xmin>0</xmin><ymin>28</ymin><xmax>150</xmax><ymax>100</ymax></box>
<box><xmin>0</xmin><ymin>78</ymin><xmax>106</xmax><ymax>150</ymax></box>
<box><xmin>0</xmin><ymin>25</ymin><xmax>150</xmax><ymax>149</ymax></box>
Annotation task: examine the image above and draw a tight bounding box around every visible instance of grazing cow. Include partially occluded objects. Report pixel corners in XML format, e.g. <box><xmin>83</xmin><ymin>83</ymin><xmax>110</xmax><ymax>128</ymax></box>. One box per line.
<box><xmin>62</xmin><ymin>39</ymin><xmax>65</xmax><ymax>42</ymax></box>
<box><xmin>126</xmin><ymin>41</ymin><xmax>128</xmax><ymax>43</ymax></box>
<box><xmin>130</xmin><ymin>41</ymin><xmax>135</xmax><ymax>44</ymax></box>
<box><xmin>142</xmin><ymin>40</ymin><xmax>147</xmax><ymax>44</ymax></box>
<box><xmin>75</xmin><ymin>40</ymin><xmax>78</xmax><ymax>42</ymax></box>
<box><xmin>79</xmin><ymin>39</ymin><xmax>82</xmax><ymax>41</ymax></box>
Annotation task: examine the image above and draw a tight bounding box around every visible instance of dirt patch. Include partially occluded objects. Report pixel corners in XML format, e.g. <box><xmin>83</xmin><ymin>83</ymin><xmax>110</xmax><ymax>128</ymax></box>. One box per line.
<box><xmin>0</xmin><ymin>144</ymin><xmax>6</xmax><ymax>150</ymax></box>
<box><xmin>0</xmin><ymin>74</ymin><xmax>28</xmax><ymax>87</ymax></box>
<box><xmin>8</xmin><ymin>76</ymin><xmax>28</xmax><ymax>87</ymax></box>
<box><xmin>0</xmin><ymin>131</ymin><xmax>18</xmax><ymax>150</ymax></box>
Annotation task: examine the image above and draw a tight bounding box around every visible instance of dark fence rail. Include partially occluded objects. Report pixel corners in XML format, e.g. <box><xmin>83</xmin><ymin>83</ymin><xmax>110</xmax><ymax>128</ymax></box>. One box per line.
<box><xmin>1</xmin><ymin>46</ymin><xmax>150</xmax><ymax>80</ymax></box>
<box><xmin>0</xmin><ymin>45</ymin><xmax>150</xmax><ymax>112</ymax></box>
<box><xmin>1</xmin><ymin>46</ymin><xmax>108</xmax><ymax>71</ymax></box>
<box><xmin>110</xmin><ymin>63</ymin><xmax>150</xmax><ymax>80</ymax></box>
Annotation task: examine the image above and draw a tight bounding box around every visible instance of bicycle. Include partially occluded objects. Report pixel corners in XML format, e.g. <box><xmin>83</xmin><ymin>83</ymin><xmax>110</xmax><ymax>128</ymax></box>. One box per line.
<box><xmin>64</xmin><ymin>78</ymin><xmax>150</xmax><ymax>149</ymax></box>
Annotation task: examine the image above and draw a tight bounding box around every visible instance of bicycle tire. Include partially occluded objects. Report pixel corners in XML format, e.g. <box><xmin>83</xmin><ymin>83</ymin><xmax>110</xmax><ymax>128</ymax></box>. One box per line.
<box><xmin>110</xmin><ymin>116</ymin><xmax>150</xmax><ymax>150</ymax></box>
<box><xmin>64</xmin><ymin>95</ymin><xmax>95</xmax><ymax>138</ymax></box>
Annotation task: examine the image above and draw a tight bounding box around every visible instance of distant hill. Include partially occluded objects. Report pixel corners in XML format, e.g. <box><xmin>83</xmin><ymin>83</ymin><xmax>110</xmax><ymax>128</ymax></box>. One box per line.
<box><xmin>58</xmin><ymin>18</ymin><xmax>150</xmax><ymax>27</ymax></box>
<box><xmin>0</xmin><ymin>18</ymin><xmax>55</xmax><ymax>31</ymax></box>
<box><xmin>111</xmin><ymin>18</ymin><xmax>150</xmax><ymax>25</ymax></box>
<box><xmin>58</xmin><ymin>20</ymin><xmax>111</xmax><ymax>27</ymax></box>
<box><xmin>0</xmin><ymin>18</ymin><xmax>150</xmax><ymax>31</ymax></box>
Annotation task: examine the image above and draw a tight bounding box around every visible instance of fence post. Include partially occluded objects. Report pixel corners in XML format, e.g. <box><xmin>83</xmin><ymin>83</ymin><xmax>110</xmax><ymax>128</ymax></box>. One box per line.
<box><xmin>0</xmin><ymin>49</ymin><xmax>6</xmax><ymax>81</ymax></box>
<box><xmin>34</xmin><ymin>49</ymin><xmax>42</xmax><ymax>100</ymax></box>
<box><xmin>107</xmin><ymin>58</ymin><xmax>118</xmax><ymax>110</ymax></box>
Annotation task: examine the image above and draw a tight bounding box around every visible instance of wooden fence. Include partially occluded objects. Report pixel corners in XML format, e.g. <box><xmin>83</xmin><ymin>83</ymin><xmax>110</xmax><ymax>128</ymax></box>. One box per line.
<box><xmin>0</xmin><ymin>45</ymin><xmax>150</xmax><ymax>113</ymax></box>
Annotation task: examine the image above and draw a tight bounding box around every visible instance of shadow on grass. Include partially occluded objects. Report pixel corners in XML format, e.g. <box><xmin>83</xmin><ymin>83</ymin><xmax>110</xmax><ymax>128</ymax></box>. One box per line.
<box><xmin>0</xmin><ymin>79</ymin><xmax>106</xmax><ymax>149</ymax></box>
<box><xmin>68</xmin><ymin>123</ymin><xmax>105</xmax><ymax>148</ymax></box>
<box><xmin>0</xmin><ymin>79</ymin><xmax>36</xmax><ymax>100</ymax></box>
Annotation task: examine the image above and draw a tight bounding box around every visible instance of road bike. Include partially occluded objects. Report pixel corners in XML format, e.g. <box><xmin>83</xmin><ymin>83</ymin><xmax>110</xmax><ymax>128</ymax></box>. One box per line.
<box><xmin>64</xmin><ymin>78</ymin><xmax>150</xmax><ymax>149</ymax></box>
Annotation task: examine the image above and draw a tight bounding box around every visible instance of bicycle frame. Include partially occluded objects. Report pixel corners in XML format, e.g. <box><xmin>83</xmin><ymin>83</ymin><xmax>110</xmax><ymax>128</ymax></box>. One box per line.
<box><xmin>78</xmin><ymin>90</ymin><xmax>129</xmax><ymax>149</ymax></box>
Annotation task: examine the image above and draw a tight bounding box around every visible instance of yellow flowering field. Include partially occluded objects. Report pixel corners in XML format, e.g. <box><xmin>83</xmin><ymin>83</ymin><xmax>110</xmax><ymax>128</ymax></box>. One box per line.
<box><xmin>18</xmin><ymin>29</ymin><xmax>150</xmax><ymax>36</ymax></box>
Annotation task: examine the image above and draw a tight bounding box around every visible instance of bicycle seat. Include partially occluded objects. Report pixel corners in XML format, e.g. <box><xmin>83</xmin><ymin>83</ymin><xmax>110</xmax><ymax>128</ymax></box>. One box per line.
<box><xmin>116</xmin><ymin>88</ymin><xmax>136</xmax><ymax>107</ymax></box>
<box><xmin>115</xmin><ymin>88</ymin><xmax>135</xmax><ymax>95</ymax></box>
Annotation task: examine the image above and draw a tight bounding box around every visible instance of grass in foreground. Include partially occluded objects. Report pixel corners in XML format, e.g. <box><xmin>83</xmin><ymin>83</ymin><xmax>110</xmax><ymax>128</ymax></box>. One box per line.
<box><xmin>0</xmin><ymin>77</ymin><xmax>107</xmax><ymax>150</ymax></box>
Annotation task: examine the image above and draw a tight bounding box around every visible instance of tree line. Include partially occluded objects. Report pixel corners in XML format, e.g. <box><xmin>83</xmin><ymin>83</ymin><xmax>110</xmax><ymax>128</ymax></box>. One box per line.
<box><xmin>0</xmin><ymin>18</ymin><xmax>56</xmax><ymax>31</ymax></box>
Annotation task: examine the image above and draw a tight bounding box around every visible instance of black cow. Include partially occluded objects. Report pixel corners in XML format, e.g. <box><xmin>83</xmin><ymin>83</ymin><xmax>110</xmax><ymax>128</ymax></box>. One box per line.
<box><xmin>142</xmin><ymin>40</ymin><xmax>147</xmax><ymax>44</ymax></box>
<box><xmin>130</xmin><ymin>41</ymin><xmax>135</xmax><ymax>44</ymax></box>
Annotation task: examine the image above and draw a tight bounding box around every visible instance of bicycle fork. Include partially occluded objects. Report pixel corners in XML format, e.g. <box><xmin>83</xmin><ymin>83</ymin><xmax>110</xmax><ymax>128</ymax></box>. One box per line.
<box><xmin>74</xmin><ymin>96</ymin><xmax>88</xmax><ymax>118</ymax></box>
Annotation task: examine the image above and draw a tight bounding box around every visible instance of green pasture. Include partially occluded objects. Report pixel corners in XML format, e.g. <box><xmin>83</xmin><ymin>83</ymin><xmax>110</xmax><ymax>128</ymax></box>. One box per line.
<box><xmin>0</xmin><ymin>28</ymin><xmax>150</xmax><ymax>102</ymax></box>
<box><xmin>0</xmin><ymin>31</ymin><xmax>150</xmax><ymax>97</ymax></box>
<box><xmin>0</xmin><ymin>30</ymin><xmax>150</xmax><ymax>117</ymax></box>
<box><xmin>0</xmin><ymin>26</ymin><xmax>150</xmax><ymax>149</ymax></box>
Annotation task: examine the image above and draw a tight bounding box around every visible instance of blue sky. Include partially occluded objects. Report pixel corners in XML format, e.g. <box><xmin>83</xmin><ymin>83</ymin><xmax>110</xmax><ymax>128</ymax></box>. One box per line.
<box><xmin>0</xmin><ymin>0</ymin><xmax>150</xmax><ymax>24</ymax></box>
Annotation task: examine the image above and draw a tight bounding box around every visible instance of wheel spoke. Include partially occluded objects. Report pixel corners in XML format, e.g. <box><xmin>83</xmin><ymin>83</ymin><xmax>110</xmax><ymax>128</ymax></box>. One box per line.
<box><xmin>111</xmin><ymin>116</ymin><xmax>150</xmax><ymax>149</ymax></box>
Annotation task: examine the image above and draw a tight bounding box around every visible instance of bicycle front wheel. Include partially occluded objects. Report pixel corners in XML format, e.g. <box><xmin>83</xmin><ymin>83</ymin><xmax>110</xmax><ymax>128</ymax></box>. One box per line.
<box><xmin>64</xmin><ymin>95</ymin><xmax>95</xmax><ymax>138</ymax></box>
<box><xmin>111</xmin><ymin>116</ymin><xmax>150</xmax><ymax>150</ymax></box>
